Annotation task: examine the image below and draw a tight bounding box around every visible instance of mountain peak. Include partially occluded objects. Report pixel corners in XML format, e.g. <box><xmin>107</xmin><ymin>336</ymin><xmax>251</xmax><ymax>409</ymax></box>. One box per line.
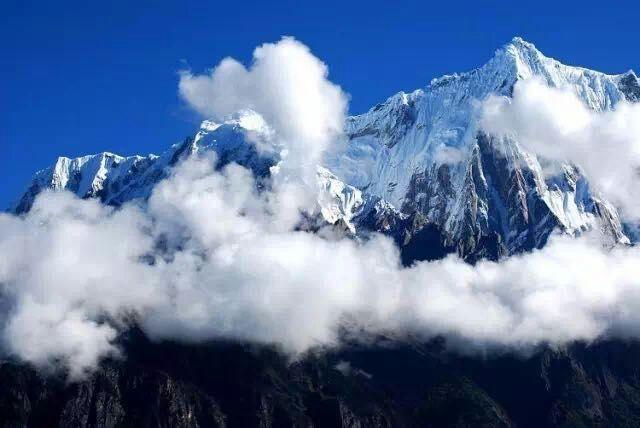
<box><xmin>199</xmin><ymin>109</ymin><xmax>272</xmax><ymax>136</ymax></box>
<box><xmin>425</xmin><ymin>37</ymin><xmax>549</xmax><ymax>92</ymax></box>
<box><xmin>505</xmin><ymin>36</ymin><xmax>539</xmax><ymax>52</ymax></box>
<box><xmin>489</xmin><ymin>36</ymin><xmax>550</xmax><ymax>80</ymax></box>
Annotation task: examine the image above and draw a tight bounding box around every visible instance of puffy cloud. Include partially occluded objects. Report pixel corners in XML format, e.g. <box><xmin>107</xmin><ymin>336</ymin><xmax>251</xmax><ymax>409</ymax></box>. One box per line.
<box><xmin>0</xmin><ymin>193</ymin><xmax>158</xmax><ymax>378</ymax></box>
<box><xmin>480</xmin><ymin>77</ymin><xmax>640</xmax><ymax>221</ymax></box>
<box><xmin>178</xmin><ymin>37</ymin><xmax>348</xmax><ymax>179</ymax></box>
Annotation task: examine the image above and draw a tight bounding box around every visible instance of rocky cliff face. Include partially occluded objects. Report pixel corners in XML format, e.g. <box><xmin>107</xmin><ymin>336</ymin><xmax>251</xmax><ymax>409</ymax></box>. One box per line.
<box><xmin>5</xmin><ymin>335</ymin><xmax>640</xmax><ymax>427</ymax></box>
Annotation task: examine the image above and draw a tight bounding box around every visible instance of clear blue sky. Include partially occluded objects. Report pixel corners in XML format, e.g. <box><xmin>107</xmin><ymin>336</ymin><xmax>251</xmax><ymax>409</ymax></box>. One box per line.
<box><xmin>1</xmin><ymin>0</ymin><xmax>637</xmax><ymax>208</ymax></box>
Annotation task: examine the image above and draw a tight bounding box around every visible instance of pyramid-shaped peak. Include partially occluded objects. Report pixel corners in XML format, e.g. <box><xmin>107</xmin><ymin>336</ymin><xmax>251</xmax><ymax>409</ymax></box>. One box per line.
<box><xmin>500</xmin><ymin>36</ymin><xmax>545</xmax><ymax>58</ymax></box>
<box><xmin>508</xmin><ymin>36</ymin><xmax>538</xmax><ymax>49</ymax></box>
<box><xmin>480</xmin><ymin>36</ymin><xmax>555</xmax><ymax>81</ymax></box>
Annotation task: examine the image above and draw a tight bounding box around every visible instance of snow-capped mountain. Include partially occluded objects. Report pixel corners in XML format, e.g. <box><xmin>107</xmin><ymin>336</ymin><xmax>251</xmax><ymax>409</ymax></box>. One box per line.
<box><xmin>13</xmin><ymin>111</ymin><xmax>276</xmax><ymax>214</ymax></box>
<box><xmin>13</xmin><ymin>37</ymin><xmax>639</xmax><ymax>261</ymax></box>
<box><xmin>329</xmin><ymin>37</ymin><xmax>637</xmax><ymax>257</ymax></box>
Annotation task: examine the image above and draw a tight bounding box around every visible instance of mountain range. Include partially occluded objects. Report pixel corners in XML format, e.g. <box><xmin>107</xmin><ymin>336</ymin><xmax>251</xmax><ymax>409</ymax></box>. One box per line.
<box><xmin>4</xmin><ymin>37</ymin><xmax>640</xmax><ymax>427</ymax></box>
<box><xmin>13</xmin><ymin>37</ymin><xmax>639</xmax><ymax>263</ymax></box>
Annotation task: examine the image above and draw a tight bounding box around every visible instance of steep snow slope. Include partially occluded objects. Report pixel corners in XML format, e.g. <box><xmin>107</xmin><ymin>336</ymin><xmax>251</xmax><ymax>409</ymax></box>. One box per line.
<box><xmin>14</xmin><ymin>152</ymin><xmax>160</xmax><ymax>213</ymax></box>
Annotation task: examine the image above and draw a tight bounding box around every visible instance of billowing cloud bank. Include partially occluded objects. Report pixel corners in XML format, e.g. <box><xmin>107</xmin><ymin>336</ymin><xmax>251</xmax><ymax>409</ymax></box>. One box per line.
<box><xmin>1</xmin><ymin>39</ymin><xmax>640</xmax><ymax>380</ymax></box>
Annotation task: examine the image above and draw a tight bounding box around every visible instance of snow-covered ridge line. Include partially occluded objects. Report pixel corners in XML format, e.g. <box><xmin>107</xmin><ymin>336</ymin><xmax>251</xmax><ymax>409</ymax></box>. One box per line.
<box><xmin>12</xmin><ymin>112</ymin><xmax>362</xmax><ymax>231</ymax></box>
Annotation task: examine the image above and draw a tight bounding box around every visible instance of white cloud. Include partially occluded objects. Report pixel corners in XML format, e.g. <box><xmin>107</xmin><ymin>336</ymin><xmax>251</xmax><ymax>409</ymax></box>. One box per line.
<box><xmin>178</xmin><ymin>37</ymin><xmax>348</xmax><ymax>180</ymax></box>
<box><xmin>480</xmin><ymin>77</ymin><xmax>640</xmax><ymax>221</ymax></box>
<box><xmin>0</xmin><ymin>193</ymin><xmax>159</xmax><ymax>378</ymax></box>
<box><xmin>4</xmin><ymin>157</ymin><xmax>640</xmax><ymax>379</ymax></box>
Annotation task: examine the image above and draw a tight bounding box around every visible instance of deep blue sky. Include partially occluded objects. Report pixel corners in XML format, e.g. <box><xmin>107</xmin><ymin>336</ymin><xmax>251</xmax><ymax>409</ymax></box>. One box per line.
<box><xmin>1</xmin><ymin>0</ymin><xmax>638</xmax><ymax>208</ymax></box>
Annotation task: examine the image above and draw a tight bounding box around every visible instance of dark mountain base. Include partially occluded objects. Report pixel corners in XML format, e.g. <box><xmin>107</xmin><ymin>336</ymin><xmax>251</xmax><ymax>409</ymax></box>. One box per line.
<box><xmin>3</xmin><ymin>333</ymin><xmax>640</xmax><ymax>427</ymax></box>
